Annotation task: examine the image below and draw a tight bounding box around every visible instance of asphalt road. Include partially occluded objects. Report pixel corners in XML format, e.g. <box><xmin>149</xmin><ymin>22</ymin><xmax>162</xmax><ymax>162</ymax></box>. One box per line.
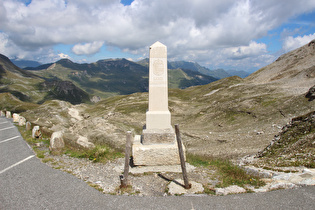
<box><xmin>1</xmin><ymin>116</ymin><xmax>315</xmax><ymax>209</ymax></box>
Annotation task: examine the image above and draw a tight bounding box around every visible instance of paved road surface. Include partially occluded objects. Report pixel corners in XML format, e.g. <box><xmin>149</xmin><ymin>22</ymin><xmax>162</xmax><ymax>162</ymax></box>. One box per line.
<box><xmin>1</xmin><ymin>116</ymin><xmax>314</xmax><ymax>209</ymax></box>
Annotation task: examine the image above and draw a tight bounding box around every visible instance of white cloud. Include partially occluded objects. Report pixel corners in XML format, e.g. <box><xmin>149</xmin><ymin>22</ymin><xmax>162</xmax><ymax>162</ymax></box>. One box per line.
<box><xmin>58</xmin><ymin>53</ymin><xmax>70</xmax><ymax>59</ymax></box>
<box><xmin>0</xmin><ymin>0</ymin><xmax>315</xmax><ymax>70</ymax></box>
<box><xmin>72</xmin><ymin>41</ymin><xmax>104</xmax><ymax>55</ymax></box>
<box><xmin>283</xmin><ymin>33</ymin><xmax>315</xmax><ymax>52</ymax></box>
<box><xmin>225</xmin><ymin>41</ymin><xmax>267</xmax><ymax>60</ymax></box>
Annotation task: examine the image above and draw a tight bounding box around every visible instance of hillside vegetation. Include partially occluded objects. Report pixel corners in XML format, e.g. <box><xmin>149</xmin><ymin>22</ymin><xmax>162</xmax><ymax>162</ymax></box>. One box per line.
<box><xmin>1</xmin><ymin>40</ymin><xmax>315</xmax><ymax>163</ymax></box>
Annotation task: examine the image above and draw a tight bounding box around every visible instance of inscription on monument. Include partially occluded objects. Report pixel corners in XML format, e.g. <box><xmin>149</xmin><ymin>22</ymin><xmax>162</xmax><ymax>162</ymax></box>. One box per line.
<box><xmin>153</xmin><ymin>59</ymin><xmax>164</xmax><ymax>76</ymax></box>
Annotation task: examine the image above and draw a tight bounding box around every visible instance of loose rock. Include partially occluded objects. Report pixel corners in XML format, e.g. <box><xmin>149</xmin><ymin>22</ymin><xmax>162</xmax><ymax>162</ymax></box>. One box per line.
<box><xmin>6</xmin><ymin>111</ymin><xmax>11</xmax><ymax>118</ymax></box>
<box><xmin>19</xmin><ymin>116</ymin><xmax>26</xmax><ymax>126</ymax></box>
<box><xmin>32</xmin><ymin>126</ymin><xmax>41</xmax><ymax>139</ymax></box>
<box><xmin>167</xmin><ymin>179</ymin><xmax>204</xmax><ymax>195</ymax></box>
<box><xmin>50</xmin><ymin>131</ymin><xmax>65</xmax><ymax>151</ymax></box>
<box><xmin>77</xmin><ymin>136</ymin><xmax>95</xmax><ymax>149</ymax></box>
<box><xmin>26</xmin><ymin>121</ymin><xmax>32</xmax><ymax>131</ymax></box>
<box><xmin>13</xmin><ymin>113</ymin><xmax>20</xmax><ymax>123</ymax></box>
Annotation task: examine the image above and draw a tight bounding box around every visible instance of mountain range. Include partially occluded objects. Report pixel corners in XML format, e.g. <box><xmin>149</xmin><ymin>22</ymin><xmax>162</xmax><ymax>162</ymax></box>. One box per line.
<box><xmin>1</xmin><ymin>39</ymin><xmax>314</xmax><ymax>161</ymax></box>
<box><xmin>16</xmin><ymin>57</ymin><xmax>249</xmax><ymax>79</ymax></box>
<box><xmin>0</xmin><ymin>55</ymin><xmax>218</xmax><ymax>104</ymax></box>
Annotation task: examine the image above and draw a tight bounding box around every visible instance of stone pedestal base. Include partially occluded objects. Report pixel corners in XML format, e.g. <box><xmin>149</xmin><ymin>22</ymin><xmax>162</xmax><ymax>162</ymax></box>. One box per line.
<box><xmin>132</xmin><ymin>135</ymin><xmax>185</xmax><ymax>166</ymax></box>
<box><xmin>142</xmin><ymin>128</ymin><xmax>175</xmax><ymax>144</ymax></box>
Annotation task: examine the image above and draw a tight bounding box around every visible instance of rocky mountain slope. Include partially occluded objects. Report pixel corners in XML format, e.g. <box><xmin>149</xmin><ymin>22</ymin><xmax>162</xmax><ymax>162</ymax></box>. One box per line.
<box><xmin>246</xmin><ymin>40</ymin><xmax>315</xmax><ymax>92</ymax></box>
<box><xmin>0</xmin><ymin>54</ymin><xmax>90</xmax><ymax>105</ymax></box>
<box><xmin>17</xmin><ymin>40</ymin><xmax>315</xmax><ymax>161</ymax></box>
<box><xmin>254</xmin><ymin>111</ymin><xmax>315</xmax><ymax>168</ymax></box>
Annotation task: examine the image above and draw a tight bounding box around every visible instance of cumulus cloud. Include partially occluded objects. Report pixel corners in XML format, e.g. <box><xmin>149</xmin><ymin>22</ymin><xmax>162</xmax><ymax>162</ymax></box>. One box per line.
<box><xmin>72</xmin><ymin>41</ymin><xmax>104</xmax><ymax>55</ymax></box>
<box><xmin>283</xmin><ymin>33</ymin><xmax>315</xmax><ymax>52</ymax></box>
<box><xmin>225</xmin><ymin>41</ymin><xmax>267</xmax><ymax>60</ymax></box>
<box><xmin>58</xmin><ymin>53</ymin><xmax>71</xmax><ymax>59</ymax></box>
<box><xmin>0</xmin><ymin>0</ymin><xmax>315</xmax><ymax>69</ymax></box>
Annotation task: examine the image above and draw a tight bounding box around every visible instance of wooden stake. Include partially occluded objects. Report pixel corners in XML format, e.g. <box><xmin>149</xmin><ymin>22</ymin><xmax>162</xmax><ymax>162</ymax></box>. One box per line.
<box><xmin>175</xmin><ymin>124</ymin><xmax>191</xmax><ymax>189</ymax></box>
<box><xmin>120</xmin><ymin>131</ymin><xmax>132</xmax><ymax>188</ymax></box>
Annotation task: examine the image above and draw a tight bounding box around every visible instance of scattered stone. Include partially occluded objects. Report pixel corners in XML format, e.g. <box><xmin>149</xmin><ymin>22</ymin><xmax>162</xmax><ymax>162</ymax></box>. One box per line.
<box><xmin>12</xmin><ymin>113</ymin><xmax>20</xmax><ymax>123</ymax></box>
<box><xmin>83</xmin><ymin>113</ymin><xmax>90</xmax><ymax>119</ymax></box>
<box><xmin>243</xmin><ymin>166</ymin><xmax>275</xmax><ymax>178</ymax></box>
<box><xmin>6</xmin><ymin>111</ymin><xmax>11</xmax><ymax>118</ymax></box>
<box><xmin>35</xmin><ymin>142</ymin><xmax>44</xmax><ymax>147</ymax></box>
<box><xmin>32</xmin><ymin>126</ymin><xmax>41</xmax><ymax>139</ymax></box>
<box><xmin>77</xmin><ymin>136</ymin><xmax>95</xmax><ymax>149</ymax></box>
<box><xmin>267</xmin><ymin>181</ymin><xmax>296</xmax><ymax>192</ymax></box>
<box><xmin>129</xmin><ymin>163</ymin><xmax>195</xmax><ymax>174</ymax></box>
<box><xmin>256</xmin><ymin>131</ymin><xmax>264</xmax><ymax>135</ymax></box>
<box><xmin>26</xmin><ymin>121</ymin><xmax>32</xmax><ymax>131</ymax></box>
<box><xmin>19</xmin><ymin>116</ymin><xmax>26</xmax><ymax>126</ymax></box>
<box><xmin>50</xmin><ymin>131</ymin><xmax>65</xmax><ymax>151</ymax></box>
<box><xmin>167</xmin><ymin>179</ymin><xmax>204</xmax><ymax>195</ymax></box>
<box><xmin>215</xmin><ymin>185</ymin><xmax>247</xmax><ymax>196</ymax></box>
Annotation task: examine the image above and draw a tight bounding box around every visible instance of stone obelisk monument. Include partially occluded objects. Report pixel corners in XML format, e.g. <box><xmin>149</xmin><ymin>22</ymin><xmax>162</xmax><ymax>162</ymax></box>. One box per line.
<box><xmin>132</xmin><ymin>41</ymin><xmax>183</xmax><ymax>166</ymax></box>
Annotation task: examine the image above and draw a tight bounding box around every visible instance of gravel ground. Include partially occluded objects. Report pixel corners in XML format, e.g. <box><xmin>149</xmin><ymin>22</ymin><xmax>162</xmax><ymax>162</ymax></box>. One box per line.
<box><xmin>43</xmin><ymin>154</ymin><xmax>218</xmax><ymax>196</ymax></box>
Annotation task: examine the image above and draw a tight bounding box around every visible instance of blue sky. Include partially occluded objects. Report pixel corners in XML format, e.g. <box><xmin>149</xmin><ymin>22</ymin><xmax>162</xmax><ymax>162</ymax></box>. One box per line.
<box><xmin>0</xmin><ymin>0</ymin><xmax>315</xmax><ymax>72</ymax></box>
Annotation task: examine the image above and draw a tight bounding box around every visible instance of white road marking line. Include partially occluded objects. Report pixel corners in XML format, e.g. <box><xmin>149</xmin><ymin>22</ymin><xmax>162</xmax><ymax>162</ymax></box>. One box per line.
<box><xmin>0</xmin><ymin>126</ymin><xmax>15</xmax><ymax>131</ymax></box>
<box><xmin>0</xmin><ymin>155</ymin><xmax>35</xmax><ymax>175</ymax></box>
<box><xmin>0</xmin><ymin>121</ymin><xmax>9</xmax><ymax>125</ymax></box>
<box><xmin>0</xmin><ymin>136</ymin><xmax>20</xmax><ymax>144</ymax></box>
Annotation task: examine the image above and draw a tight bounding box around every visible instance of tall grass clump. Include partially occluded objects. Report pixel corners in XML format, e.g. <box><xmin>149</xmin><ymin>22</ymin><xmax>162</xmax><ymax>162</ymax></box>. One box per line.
<box><xmin>187</xmin><ymin>154</ymin><xmax>265</xmax><ymax>188</ymax></box>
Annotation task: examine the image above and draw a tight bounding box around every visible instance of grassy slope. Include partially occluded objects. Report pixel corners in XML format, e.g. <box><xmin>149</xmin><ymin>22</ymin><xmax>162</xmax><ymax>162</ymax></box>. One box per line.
<box><xmin>68</xmin><ymin>75</ymin><xmax>313</xmax><ymax>159</ymax></box>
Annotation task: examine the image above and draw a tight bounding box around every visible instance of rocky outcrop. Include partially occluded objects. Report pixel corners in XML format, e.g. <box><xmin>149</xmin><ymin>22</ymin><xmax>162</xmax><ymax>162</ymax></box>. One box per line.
<box><xmin>77</xmin><ymin>136</ymin><xmax>95</xmax><ymax>149</ymax></box>
<box><xmin>39</xmin><ymin>80</ymin><xmax>90</xmax><ymax>105</ymax></box>
<box><xmin>91</xmin><ymin>95</ymin><xmax>101</xmax><ymax>103</ymax></box>
<box><xmin>305</xmin><ymin>85</ymin><xmax>315</xmax><ymax>101</ymax></box>
<box><xmin>255</xmin><ymin>111</ymin><xmax>315</xmax><ymax>168</ymax></box>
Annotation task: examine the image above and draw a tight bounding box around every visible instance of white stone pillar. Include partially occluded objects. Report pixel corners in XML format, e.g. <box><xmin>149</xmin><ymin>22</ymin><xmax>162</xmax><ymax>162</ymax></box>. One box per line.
<box><xmin>132</xmin><ymin>41</ymin><xmax>184</xmax><ymax>166</ymax></box>
<box><xmin>146</xmin><ymin>41</ymin><xmax>172</xmax><ymax>130</ymax></box>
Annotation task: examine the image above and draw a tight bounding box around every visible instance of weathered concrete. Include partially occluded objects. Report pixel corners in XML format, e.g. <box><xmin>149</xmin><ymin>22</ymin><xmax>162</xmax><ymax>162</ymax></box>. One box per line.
<box><xmin>0</xmin><ymin>110</ymin><xmax>5</xmax><ymax>117</ymax></box>
<box><xmin>142</xmin><ymin>128</ymin><xmax>175</xmax><ymax>144</ymax></box>
<box><xmin>6</xmin><ymin>111</ymin><xmax>11</xmax><ymax>118</ymax></box>
<box><xmin>12</xmin><ymin>113</ymin><xmax>20</xmax><ymax>123</ymax></box>
<box><xmin>132</xmin><ymin>135</ymin><xmax>181</xmax><ymax>166</ymax></box>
